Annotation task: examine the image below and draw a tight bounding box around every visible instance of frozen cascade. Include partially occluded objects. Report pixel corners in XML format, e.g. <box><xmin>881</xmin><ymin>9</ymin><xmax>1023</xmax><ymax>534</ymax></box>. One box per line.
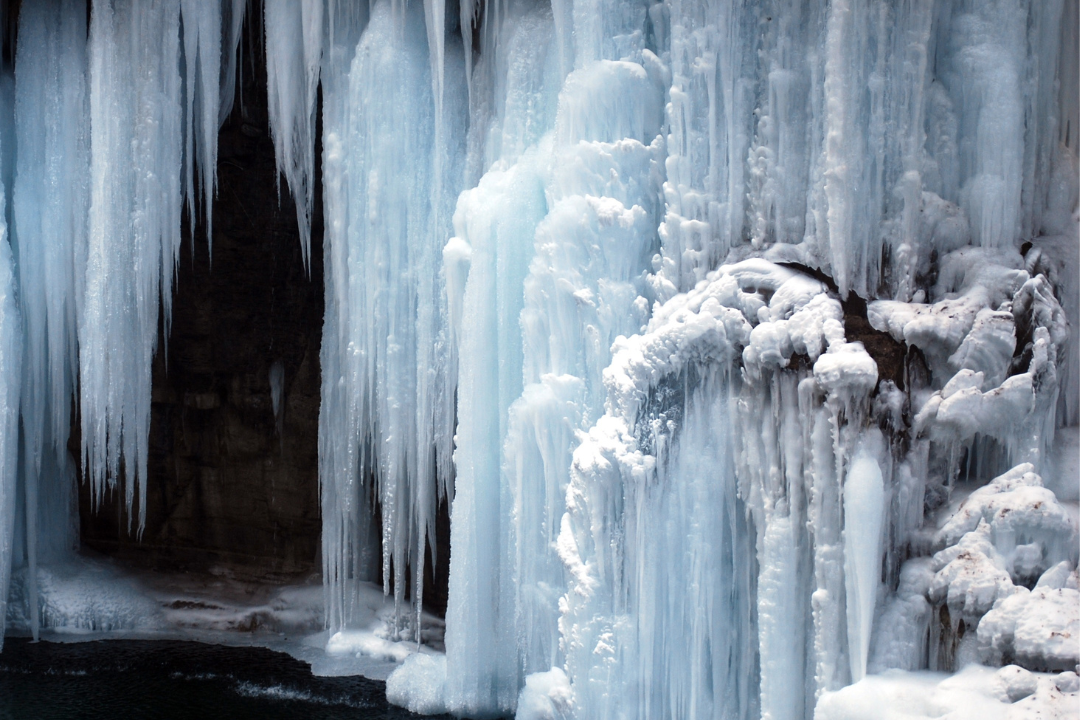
<box><xmin>0</xmin><ymin>0</ymin><xmax>244</xmax><ymax>643</ymax></box>
<box><xmin>11</xmin><ymin>0</ymin><xmax>89</xmax><ymax>641</ymax></box>
<box><xmin>317</xmin><ymin>0</ymin><xmax>465</xmax><ymax>637</ymax></box>
<box><xmin>0</xmin><ymin>0</ymin><xmax>1073</xmax><ymax>719</ymax></box>
<box><xmin>296</xmin><ymin>0</ymin><xmax>1074</xmax><ymax>716</ymax></box>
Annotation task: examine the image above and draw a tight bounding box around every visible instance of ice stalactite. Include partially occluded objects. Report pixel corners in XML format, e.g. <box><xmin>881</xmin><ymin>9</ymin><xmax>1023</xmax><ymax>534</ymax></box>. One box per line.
<box><xmin>81</xmin><ymin>0</ymin><xmax>184</xmax><ymax>534</ymax></box>
<box><xmin>219</xmin><ymin>0</ymin><xmax>247</xmax><ymax>128</ymax></box>
<box><xmin>11</xmin><ymin>0</ymin><xmax>89</xmax><ymax>642</ymax></box>
<box><xmin>0</xmin><ymin>70</ymin><xmax>22</xmax><ymax>652</ymax></box>
<box><xmin>179</xmin><ymin>0</ymin><xmax>233</xmax><ymax>257</ymax></box>
<box><xmin>74</xmin><ymin>0</ymin><xmax>244</xmax><ymax>537</ymax></box>
<box><xmin>264</xmin><ymin>0</ymin><xmax>323</xmax><ymax>271</ymax></box>
<box><xmin>318</xmin><ymin>0</ymin><xmax>465</xmax><ymax>637</ymax></box>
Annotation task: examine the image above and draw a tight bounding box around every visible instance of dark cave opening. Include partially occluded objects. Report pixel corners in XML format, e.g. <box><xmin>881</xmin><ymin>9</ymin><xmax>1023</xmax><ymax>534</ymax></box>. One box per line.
<box><xmin>71</xmin><ymin>4</ymin><xmax>452</xmax><ymax>617</ymax></box>
<box><xmin>77</xmin><ymin>7</ymin><xmax>324</xmax><ymax>583</ymax></box>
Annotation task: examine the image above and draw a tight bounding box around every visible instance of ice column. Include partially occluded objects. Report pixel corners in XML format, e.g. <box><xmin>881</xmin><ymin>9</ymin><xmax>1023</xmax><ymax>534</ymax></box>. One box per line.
<box><xmin>442</xmin><ymin>1</ymin><xmax>666</xmax><ymax>712</ymax></box>
<box><xmin>440</xmin><ymin>6</ymin><xmax>562</xmax><ymax>715</ymax></box>
<box><xmin>318</xmin><ymin>0</ymin><xmax>466</xmax><ymax>634</ymax></box>
<box><xmin>506</xmin><ymin>59</ymin><xmax>662</xmax><ymax>684</ymax></box>
<box><xmin>81</xmin><ymin>0</ymin><xmax>184</xmax><ymax>532</ymax></box>
<box><xmin>842</xmin><ymin>435</ymin><xmax>886</xmax><ymax>683</ymax></box>
<box><xmin>12</xmin><ymin>0</ymin><xmax>90</xmax><ymax>639</ymax></box>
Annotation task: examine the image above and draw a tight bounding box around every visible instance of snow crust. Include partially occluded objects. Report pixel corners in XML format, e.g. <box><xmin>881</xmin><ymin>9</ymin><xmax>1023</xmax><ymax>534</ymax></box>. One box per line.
<box><xmin>3</xmin><ymin>556</ymin><xmax>432</xmax><ymax>681</ymax></box>
<box><xmin>816</xmin><ymin>665</ymin><xmax>1080</xmax><ymax>720</ymax></box>
<box><xmin>386</xmin><ymin>653</ymin><xmax>449</xmax><ymax>715</ymax></box>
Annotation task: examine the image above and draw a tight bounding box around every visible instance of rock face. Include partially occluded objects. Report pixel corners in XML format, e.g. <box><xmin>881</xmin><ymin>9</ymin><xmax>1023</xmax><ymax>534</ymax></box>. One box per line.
<box><xmin>78</xmin><ymin>20</ymin><xmax>324</xmax><ymax>582</ymax></box>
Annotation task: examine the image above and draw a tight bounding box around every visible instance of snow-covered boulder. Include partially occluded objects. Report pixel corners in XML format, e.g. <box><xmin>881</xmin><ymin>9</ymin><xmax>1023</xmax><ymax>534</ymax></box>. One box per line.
<box><xmin>977</xmin><ymin>586</ymin><xmax>1080</xmax><ymax>672</ymax></box>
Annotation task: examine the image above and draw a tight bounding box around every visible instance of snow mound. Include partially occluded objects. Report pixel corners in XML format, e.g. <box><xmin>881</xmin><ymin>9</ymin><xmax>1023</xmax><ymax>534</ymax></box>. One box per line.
<box><xmin>977</xmin><ymin>586</ymin><xmax>1080</xmax><ymax>672</ymax></box>
<box><xmin>515</xmin><ymin>668</ymin><xmax>573</xmax><ymax>720</ymax></box>
<box><xmin>816</xmin><ymin>664</ymin><xmax>1080</xmax><ymax>720</ymax></box>
<box><xmin>385</xmin><ymin>653</ymin><xmax>448</xmax><ymax>715</ymax></box>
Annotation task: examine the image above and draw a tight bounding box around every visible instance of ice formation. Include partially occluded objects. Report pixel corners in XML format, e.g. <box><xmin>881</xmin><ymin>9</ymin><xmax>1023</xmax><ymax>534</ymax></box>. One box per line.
<box><xmin>0</xmin><ymin>0</ymin><xmax>1076</xmax><ymax>719</ymax></box>
<box><xmin>0</xmin><ymin>0</ymin><xmax>246</xmax><ymax>645</ymax></box>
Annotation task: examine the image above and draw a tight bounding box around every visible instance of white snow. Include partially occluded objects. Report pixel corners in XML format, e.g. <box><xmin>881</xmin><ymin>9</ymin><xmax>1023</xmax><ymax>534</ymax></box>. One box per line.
<box><xmin>386</xmin><ymin>654</ymin><xmax>449</xmax><ymax>716</ymax></box>
<box><xmin>514</xmin><ymin>668</ymin><xmax>573</xmax><ymax>720</ymax></box>
<box><xmin>978</xmin><ymin>586</ymin><xmax>1080</xmax><ymax>671</ymax></box>
<box><xmin>816</xmin><ymin>664</ymin><xmax>1080</xmax><ymax>720</ymax></box>
<box><xmin>2</xmin><ymin>555</ymin><xmax>439</xmax><ymax>682</ymax></box>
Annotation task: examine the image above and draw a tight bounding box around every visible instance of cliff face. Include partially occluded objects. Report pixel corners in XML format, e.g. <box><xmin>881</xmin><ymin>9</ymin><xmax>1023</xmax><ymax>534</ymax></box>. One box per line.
<box><xmin>78</xmin><ymin>21</ymin><xmax>324</xmax><ymax>581</ymax></box>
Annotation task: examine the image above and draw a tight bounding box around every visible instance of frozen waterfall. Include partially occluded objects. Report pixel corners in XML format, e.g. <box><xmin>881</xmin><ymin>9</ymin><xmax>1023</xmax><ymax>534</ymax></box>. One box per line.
<box><xmin>0</xmin><ymin>0</ymin><xmax>1078</xmax><ymax>718</ymax></box>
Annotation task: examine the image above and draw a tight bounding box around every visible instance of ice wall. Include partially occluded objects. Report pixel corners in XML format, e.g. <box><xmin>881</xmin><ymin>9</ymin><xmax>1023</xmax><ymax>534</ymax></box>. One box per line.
<box><xmin>261</xmin><ymin>0</ymin><xmax>1076</xmax><ymax>717</ymax></box>
<box><xmin>0</xmin><ymin>0</ymin><xmax>1073</xmax><ymax>717</ymax></box>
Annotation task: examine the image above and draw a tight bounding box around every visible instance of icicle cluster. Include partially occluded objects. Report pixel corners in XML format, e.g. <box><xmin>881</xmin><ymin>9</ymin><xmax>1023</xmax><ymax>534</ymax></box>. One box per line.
<box><xmin>79</xmin><ymin>0</ymin><xmax>245</xmax><ymax>533</ymax></box>
<box><xmin>0</xmin><ymin>0</ymin><xmax>245</xmax><ymax>645</ymax></box>
<box><xmin>266</xmin><ymin>0</ymin><xmax>1074</xmax><ymax>717</ymax></box>
<box><xmin>318</xmin><ymin>0</ymin><xmax>463</xmax><ymax>636</ymax></box>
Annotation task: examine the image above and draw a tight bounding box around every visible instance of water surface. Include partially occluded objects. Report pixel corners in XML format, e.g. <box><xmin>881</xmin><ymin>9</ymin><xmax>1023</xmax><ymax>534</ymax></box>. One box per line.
<box><xmin>0</xmin><ymin>637</ymin><xmax>451</xmax><ymax>720</ymax></box>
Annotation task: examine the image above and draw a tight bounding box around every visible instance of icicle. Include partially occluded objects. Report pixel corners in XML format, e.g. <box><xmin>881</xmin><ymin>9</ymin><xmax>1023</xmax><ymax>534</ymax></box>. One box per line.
<box><xmin>11</xmin><ymin>0</ymin><xmax>90</xmax><ymax>641</ymax></box>
<box><xmin>218</xmin><ymin>0</ymin><xmax>247</xmax><ymax>127</ymax></box>
<box><xmin>179</xmin><ymin>0</ymin><xmax>223</xmax><ymax>256</ymax></box>
<box><xmin>82</xmin><ymin>0</ymin><xmax>185</xmax><ymax>533</ymax></box>
<box><xmin>264</xmin><ymin>0</ymin><xmax>323</xmax><ymax>271</ymax></box>
<box><xmin>318</xmin><ymin>0</ymin><xmax>465</xmax><ymax>644</ymax></box>
<box><xmin>0</xmin><ymin>77</ymin><xmax>23</xmax><ymax>653</ymax></box>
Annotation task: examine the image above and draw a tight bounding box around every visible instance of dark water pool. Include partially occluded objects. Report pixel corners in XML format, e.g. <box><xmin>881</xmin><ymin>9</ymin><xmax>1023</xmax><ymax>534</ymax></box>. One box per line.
<box><xmin>0</xmin><ymin>637</ymin><xmax>452</xmax><ymax>720</ymax></box>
